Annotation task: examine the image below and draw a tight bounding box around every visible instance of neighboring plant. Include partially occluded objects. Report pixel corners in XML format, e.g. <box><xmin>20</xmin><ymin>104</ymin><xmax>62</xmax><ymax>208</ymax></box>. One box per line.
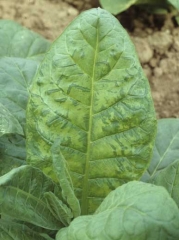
<box><xmin>99</xmin><ymin>0</ymin><xmax>179</xmax><ymax>15</ymax></box>
<box><xmin>0</xmin><ymin>8</ymin><xmax>179</xmax><ymax>240</ymax></box>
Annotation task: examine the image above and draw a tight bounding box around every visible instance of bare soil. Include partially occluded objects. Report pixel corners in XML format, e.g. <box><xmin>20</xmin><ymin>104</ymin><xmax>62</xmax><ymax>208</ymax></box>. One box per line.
<box><xmin>1</xmin><ymin>0</ymin><xmax>179</xmax><ymax>118</ymax></box>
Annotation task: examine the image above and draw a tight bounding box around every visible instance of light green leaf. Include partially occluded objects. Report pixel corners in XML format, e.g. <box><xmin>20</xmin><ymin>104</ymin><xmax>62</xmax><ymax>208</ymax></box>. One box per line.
<box><xmin>141</xmin><ymin>119</ymin><xmax>179</xmax><ymax>182</ymax></box>
<box><xmin>99</xmin><ymin>0</ymin><xmax>169</xmax><ymax>15</ymax></box>
<box><xmin>51</xmin><ymin>140</ymin><xmax>81</xmax><ymax>218</ymax></box>
<box><xmin>0</xmin><ymin>20</ymin><xmax>50</xmax><ymax>60</ymax></box>
<box><xmin>44</xmin><ymin>192</ymin><xmax>73</xmax><ymax>226</ymax></box>
<box><xmin>99</xmin><ymin>0</ymin><xmax>138</xmax><ymax>14</ymax></box>
<box><xmin>151</xmin><ymin>159</ymin><xmax>179</xmax><ymax>208</ymax></box>
<box><xmin>168</xmin><ymin>0</ymin><xmax>179</xmax><ymax>10</ymax></box>
<box><xmin>0</xmin><ymin>134</ymin><xmax>26</xmax><ymax>176</ymax></box>
<box><xmin>0</xmin><ymin>104</ymin><xmax>23</xmax><ymax>137</ymax></box>
<box><xmin>0</xmin><ymin>57</ymin><xmax>39</xmax><ymax>133</ymax></box>
<box><xmin>0</xmin><ymin>165</ymin><xmax>63</xmax><ymax>230</ymax></box>
<box><xmin>0</xmin><ymin>219</ymin><xmax>52</xmax><ymax>240</ymax></box>
<box><xmin>26</xmin><ymin>8</ymin><xmax>156</xmax><ymax>215</ymax></box>
<box><xmin>56</xmin><ymin>181</ymin><xmax>179</xmax><ymax>240</ymax></box>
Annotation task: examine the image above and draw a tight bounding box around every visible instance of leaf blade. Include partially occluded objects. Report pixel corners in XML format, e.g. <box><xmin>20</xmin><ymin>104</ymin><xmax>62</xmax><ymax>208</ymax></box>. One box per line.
<box><xmin>27</xmin><ymin>8</ymin><xmax>157</xmax><ymax>214</ymax></box>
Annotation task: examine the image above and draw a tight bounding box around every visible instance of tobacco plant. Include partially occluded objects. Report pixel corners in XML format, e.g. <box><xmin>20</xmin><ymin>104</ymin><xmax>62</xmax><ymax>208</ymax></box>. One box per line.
<box><xmin>0</xmin><ymin>8</ymin><xmax>179</xmax><ymax>240</ymax></box>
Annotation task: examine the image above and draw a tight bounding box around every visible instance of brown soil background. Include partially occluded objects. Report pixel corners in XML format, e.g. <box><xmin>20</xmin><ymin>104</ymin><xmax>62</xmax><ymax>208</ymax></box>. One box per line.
<box><xmin>1</xmin><ymin>0</ymin><xmax>179</xmax><ymax>118</ymax></box>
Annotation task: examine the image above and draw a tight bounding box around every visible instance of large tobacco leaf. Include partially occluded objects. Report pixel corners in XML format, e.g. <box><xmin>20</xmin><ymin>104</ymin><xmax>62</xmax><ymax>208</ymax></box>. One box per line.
<box><xmin>26</xmin><ymin>8</ymin><xmax>156</xmax><ymax>214</ymax></box>
<box><xmin>56</xmin><ymin>181</ymin><xmax>179</xmax><ymax>240</ymax></box>
<box><xmin>0</xmin><ymin>20</ymin><xmax>50</xmax><ymax>60</ymax></box>
<box><xmin>141</xmin><ymin>119</ymin><xmax>179</xmax><ymax>182</ymax></box>
<box><xmin>0</xmin><ymin>165</ymin><xmax>63</xmax><ymax>230</ymax></box>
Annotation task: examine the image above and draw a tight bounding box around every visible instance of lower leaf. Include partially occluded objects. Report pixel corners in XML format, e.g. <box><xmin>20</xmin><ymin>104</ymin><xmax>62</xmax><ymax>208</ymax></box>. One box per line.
<box><xmin>0</xmin><ymin>165</ymin><xmax>63</xmax><ymax>230</ymax></box>
<box><xmin>56</xmin><ymin>181</ymin><xmax>179</xmax><ymax>240</ymax></box>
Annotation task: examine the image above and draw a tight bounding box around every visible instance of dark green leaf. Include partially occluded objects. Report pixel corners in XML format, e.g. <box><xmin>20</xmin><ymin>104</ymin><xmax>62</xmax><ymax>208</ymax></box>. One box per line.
<box><xmin>0</xmin><ymin>134</ymin><xmax>26</xmax><ymax>176</ymax></box>
<box><xmin>0</xmin><ymin>104</ymin><xmax>23</xmax><ymax>137</ymax></box>
<box><xmin>44</xmin><ymin>192</ymin><xmax>73</xmax><ymax>226</ymax></box>
<box><xmin>0</xmin><ymin>165</ymin><xmax>63</xmax><ymax>230</ymax></box>
<box><xmin>0</xmin><ymin>219</ymin><xmax>52</xmax><ymax>240</ymax></box>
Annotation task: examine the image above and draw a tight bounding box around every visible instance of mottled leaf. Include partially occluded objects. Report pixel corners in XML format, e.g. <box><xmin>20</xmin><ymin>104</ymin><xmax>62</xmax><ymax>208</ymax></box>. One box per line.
<box><xmin>141</xmin><ymin>119</ymin><xmax>179</xmax><ymax>182</ymax></box>
<box><xmin>0</xmin><ymin>20</ymin><xmax>50</xmax><ymax>60</ymax></box>
<box><xmin>56</xmin><ymin>181</ymin><xmax>179</xmax><ymax>240</ymax></box>
<box><xmin>26</xmin><ymin>8</ymin><xmax>156</xmax><ymax>214</ymax></box>
<box><xmin>0</xmin><ymin>165</ymin><xmax>63</xmax><ymax>230</ymax></box>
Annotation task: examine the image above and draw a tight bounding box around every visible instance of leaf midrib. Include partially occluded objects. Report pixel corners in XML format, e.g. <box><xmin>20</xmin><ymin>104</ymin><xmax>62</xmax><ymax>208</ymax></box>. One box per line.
<box><xmin>81</xmin><ymin>16</ymin><xmax>99</xmax><ymax>215</ymax></box>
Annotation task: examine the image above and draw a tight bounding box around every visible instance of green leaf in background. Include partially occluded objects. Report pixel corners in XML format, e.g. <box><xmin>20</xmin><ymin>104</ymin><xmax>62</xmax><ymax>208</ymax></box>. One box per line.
<box><xmin>0</xmin><ymin>134</ymin><xmax>26</xmax><ymax>176</ymax></box>
<box><xmin>0</xmin><ymin>57</ymin><xmax>39</xmax><ymax>133</ymax></box>
<box><xmin>141</xmin><ymin>119</ymin><xmax>179</xmax><ymax>182</ymax></box>
<box><xmin>168</xmin><ymin>0</ymin><xmax>179</xmax><ymax>10</ymax></box>
<box><xmin>26</xmin><ymin>8</ymin><xmax>156</xmax><ymax>215</ymax></box>
<box><xmin>99</xmin><ymin>0</ymin><xmax>171</xmax><ymax>15</ymax></box>
<box><xmin>99</xmin><ymin>0</ymin><xmax>137</xmax><ymax>14</ymax></box>
<box><xmin>0</xmin><ymin>165</ymin><xmax>63</xmax><ymax>230</ymax></box>
<box><xmin>0</xmin><ymin>104</ymin><xmax>23</xmax><ymax>137</ymax></box>
<box><xmin>151</xmin><ymin>159</ymin><xmax>179</xmax><ymax>208</ymax></box>
<box><xmin>0</xmin><ymin>219</ymin><xmax>52</xmax><ymax>240</ymax></box>
<box><xmin>56</xmin><ymin>181</ymin><xmax>179</xmax><ymax>240</ymax></box>
<box><xmin>0</xmin><ymin>20</ymin><xmax>50</xmax><ymax>60</ymax></box>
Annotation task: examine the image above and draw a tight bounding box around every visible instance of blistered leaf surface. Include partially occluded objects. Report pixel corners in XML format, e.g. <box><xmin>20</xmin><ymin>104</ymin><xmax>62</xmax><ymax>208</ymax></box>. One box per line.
<box><xmin>56</xmin><ymin>181</ymin><xmax>179</xmax><ymax>240</ymax></box>
<box><xmin>27</xmin><ymin>8</ymin><xmax>156</xmax><ymax>214</ymax></box>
